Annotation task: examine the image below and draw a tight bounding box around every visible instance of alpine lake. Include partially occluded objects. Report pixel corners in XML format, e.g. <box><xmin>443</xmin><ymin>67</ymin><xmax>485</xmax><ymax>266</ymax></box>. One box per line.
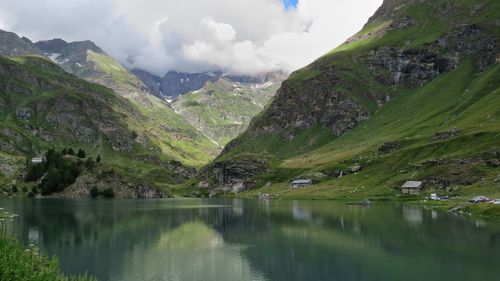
<box><xmin>1</xmin><ymin>198</ymin><xmax>499</xmax><ymax>281</ymax></box>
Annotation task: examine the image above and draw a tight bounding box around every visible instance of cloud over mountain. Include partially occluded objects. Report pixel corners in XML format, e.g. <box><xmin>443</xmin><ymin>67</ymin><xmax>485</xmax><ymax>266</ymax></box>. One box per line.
<box><xmin>0</xmin><ymin>0</ymin><xmax>382</xmax><ymax>75</ymax></box>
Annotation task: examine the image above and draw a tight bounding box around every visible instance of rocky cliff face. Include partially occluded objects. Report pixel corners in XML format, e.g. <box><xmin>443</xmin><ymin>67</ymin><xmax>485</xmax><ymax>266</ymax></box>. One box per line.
<box><xmin>197</xmin><ymin>154</ymin><xmax>273</xmax><ymax>194</ymax></box>
<box><xmin>247</xmin><ymin>64</ymin><xmax>374</xmax><ymax>137</ymax></box>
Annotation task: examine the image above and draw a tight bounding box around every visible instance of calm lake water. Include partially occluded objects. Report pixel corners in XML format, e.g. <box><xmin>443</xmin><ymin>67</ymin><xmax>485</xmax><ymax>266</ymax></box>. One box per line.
<box><xmin>1</xmin><ymin>198</ymin><xmax>499</xmax><ymax>281</ymax></box>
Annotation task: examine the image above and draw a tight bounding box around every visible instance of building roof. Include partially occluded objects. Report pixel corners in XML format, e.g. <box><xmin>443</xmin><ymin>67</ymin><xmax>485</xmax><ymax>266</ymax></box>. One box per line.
<box><xmin>402</xmin><ymin>181</ymin><xmax>423</xmax><ymax>189</ymax></box>
<box><xmin>292</xmin><ymin>179</ymin><xmax>312</xmax><ymax>184</ymax></box>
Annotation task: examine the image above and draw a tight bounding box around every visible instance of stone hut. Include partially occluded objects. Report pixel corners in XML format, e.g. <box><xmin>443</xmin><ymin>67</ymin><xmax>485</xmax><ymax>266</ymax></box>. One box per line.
<box><xmin>401</xmin><ymin>181</ymin><xmax>423</xmax><ymax>195</ymax></box>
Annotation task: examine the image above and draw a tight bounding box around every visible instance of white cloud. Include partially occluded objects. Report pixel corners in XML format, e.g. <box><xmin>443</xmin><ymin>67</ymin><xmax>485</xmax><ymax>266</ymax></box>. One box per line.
<box><xmin>0</xmin><ymin>0</ymin><xmax>383</xmax><ymax>75</ymax></box>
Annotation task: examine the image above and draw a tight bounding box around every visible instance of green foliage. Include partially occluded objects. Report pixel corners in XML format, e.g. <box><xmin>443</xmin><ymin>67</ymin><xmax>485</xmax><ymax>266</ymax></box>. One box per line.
<box><xmin>24</xmin><ymin>163</ymin><xmax>46</xmax><ymax>182</ymax></box>
<box><xmin>85</xmin><ymin>158</ymin><xmax>95</xmax><ymax>170</ymax></box>
<box><xmin>77</xmin><ymin>149</ymin><xmax>86</xmax><ymax>159</ymax></box>
<box><xmin>24</xmin><ymin>148</ymin><xmax>89</xmax><ymax>195</ymax></box>
<box><xmin>0</xmin><ymin>236</ymin><xmax>96</xmax><ymax>281</ymax></box>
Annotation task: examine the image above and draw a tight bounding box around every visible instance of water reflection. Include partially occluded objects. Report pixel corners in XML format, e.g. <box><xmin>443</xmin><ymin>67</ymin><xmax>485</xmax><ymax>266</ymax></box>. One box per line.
<box><xmin>403</xmin><ymin>205</ymin><xmax>424</xmax><ymax>225</ymax></box>
<box><xmin>119</xmin><ymin>221</ymin><xmax>265</xmax><ymax>281</ymax></box>
<box><xmin>0</xmin><ymin>198</ymin><xmax>499</xmax><ymax>281</ymax></box>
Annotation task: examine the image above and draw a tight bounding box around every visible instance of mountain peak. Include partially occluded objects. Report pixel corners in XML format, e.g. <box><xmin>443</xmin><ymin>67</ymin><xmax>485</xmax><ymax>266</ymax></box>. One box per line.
<box><xmin>68</xmin><ymin>40</ymin><xmax>103</xmax><ymax>53</ymax></box>
<box><xmin>367</xmin><ymin>0</ymin><xmax>410</xmax><ymax>22</ymax></box>
<box><xmin>0</xmin><ymin>29</ymin><xmax>43</xmax><ymax>57</ymax></box>
<box><xmin>35</xmin><ymin>38</ymin><xmax>69</xmax><ymax>53</ymax></box>
<box><xmin>35</xmin><ymin>39</ymin><xmax>103</xmax><ymax>55</ymax></box>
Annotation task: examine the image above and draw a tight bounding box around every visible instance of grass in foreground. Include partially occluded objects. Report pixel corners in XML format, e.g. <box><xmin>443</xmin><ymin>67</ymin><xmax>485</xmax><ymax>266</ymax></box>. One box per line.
<box><xmin>0</xmin><ymin>235</ymin><xmax>96</xmax><ymax>281</ymax></box>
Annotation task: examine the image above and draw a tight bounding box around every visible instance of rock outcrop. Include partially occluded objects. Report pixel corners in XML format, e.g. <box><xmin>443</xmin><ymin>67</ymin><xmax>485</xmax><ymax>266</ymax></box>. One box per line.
<box><xmin>56</xmin><ymin>171</ymin><xmax>166</xmax><ymax>199</ymax></box>
<box><xmin>199</xmin><ymin>154</ymin><xmax>273</xmax><ymax>192</ymax></box>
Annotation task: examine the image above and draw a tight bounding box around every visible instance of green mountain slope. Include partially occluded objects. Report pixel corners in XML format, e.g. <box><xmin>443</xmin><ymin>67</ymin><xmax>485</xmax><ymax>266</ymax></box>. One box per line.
<box><xmin>198</xmin><ymin>0</ymin><xmax>500</xmax><ymax>201</ymax></box>
<box><xmin>33</xmin><ymin>39</ymin><xmax>218</xmax><ymax>165</ymax></box>
<box><xmin>0</xmin><ymin>55</ymin><xmax>211</xmax><ymax>194</ymax></box>
<box><xmin>171</xmin><ymin>74</ymin><xmax>285</xmax><ymax>147</ymax></box>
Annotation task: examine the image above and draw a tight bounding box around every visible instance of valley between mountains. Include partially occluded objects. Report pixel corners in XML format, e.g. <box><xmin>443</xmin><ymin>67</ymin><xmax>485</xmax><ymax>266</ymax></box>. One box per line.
<box><xmin>0</xmin><ymin>0</ymin><xmax>499</xmax><ymax>217</ymax></box>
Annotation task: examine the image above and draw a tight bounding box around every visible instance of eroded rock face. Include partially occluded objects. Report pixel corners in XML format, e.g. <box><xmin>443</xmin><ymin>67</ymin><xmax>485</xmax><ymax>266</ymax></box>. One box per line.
<box><xmin>445</xmin><ymin>24</ymin><xmax>497</xmax><ymax>68</ymax></box>
<box><xmin>248</xmin><ymin>66</ymin><xmax>372</xmax><ymax>137</ymax></box>
<box><xmin>365</xmin><ymin>47</ymin><xmax>454</xmax><ymax>87</ymax></box>
<box><xmin>200</xmin><ymin>155</ymin><xmax>273</xmax><ymax>192</ymax></box>
<box><xmin>365</xmin><ymin>24</ymin><xmax>496</xmax><ymax>87</ymax></box>
<box><xmin>165</xmin><ymin>160</ymin><xmax>197</xmax><ymax>180</ymax></box>
<box><xmin>56</xmin><ymin>172</ymin><xmax>166</xmax><ymax>199</ymax></box>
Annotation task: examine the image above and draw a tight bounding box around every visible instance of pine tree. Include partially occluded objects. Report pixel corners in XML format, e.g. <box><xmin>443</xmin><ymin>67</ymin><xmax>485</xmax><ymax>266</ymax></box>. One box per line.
<box><xmin>68</xmin><ymin>148</ymin><xmax>75</xmax><ymax>156</ymax></box>
<box><xmin>77</xmin><ymin>149</ymin><xmax>86</xmax><ymax>159</ymax></box>
<box><xmin>61</xmin><ymin>148</ymin><xmax>68</xmax><ymax>155</ymax></box>
<box><xmin>96</xmin><ymin>154</ymin><xmax>101</xmax><ymax>163</ymax></box>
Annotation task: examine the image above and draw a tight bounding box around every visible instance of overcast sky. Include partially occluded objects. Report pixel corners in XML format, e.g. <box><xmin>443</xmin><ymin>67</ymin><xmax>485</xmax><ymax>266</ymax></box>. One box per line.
<box><xmin>0</xmin><ymin>0</ymin><xmax>382</xmax><ymax>76</ymax></box>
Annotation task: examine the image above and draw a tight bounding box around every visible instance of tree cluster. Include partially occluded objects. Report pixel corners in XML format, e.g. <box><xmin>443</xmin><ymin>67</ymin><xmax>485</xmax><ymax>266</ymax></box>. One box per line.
<box><xmin>24</xmin><ymin>148</ymin><xmax>102</xmax><ymax>195</ymax></box>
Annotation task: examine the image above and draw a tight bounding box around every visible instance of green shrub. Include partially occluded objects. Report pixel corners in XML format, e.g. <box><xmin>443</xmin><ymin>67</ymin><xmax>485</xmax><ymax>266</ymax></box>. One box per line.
<box><xmin>85</xmin><ymin>158</ymin><xmax>95</xmax><ymax>170</ymax></box>
<box><xmin>0</xmin><ymin>236</ymin><xmax>97</xmax><ymax>281</ymax></box>
<box><xmin>77</xmin><ymin>149</ymin><xmax>86</xmax><ymax>159</ymax></box>
<box><xmin>25</xmin><ymin>163</ymin><xmax>47</xmax><ymax>182</ymax></box>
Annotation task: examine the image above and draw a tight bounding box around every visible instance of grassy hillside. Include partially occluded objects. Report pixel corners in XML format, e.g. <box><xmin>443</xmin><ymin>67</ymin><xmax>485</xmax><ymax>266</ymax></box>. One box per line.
<box><xmin>197</xmin><ymin>0</ymin><xmax>500</xmax><ymax>208</ymax></box>
<box><xmin>172</xmin><ymin>76</ymin><xmax>282</xmax><ymax>147</ymax></box>
<box><xmin>34</xmin><ymin>38</ymin><xmax>219</xmax><ymax>167</ymax></box>
<box><xmin>80</xmin><ymin>49</ymin><xmax>220</xmax><ymax>166</ymax></box>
